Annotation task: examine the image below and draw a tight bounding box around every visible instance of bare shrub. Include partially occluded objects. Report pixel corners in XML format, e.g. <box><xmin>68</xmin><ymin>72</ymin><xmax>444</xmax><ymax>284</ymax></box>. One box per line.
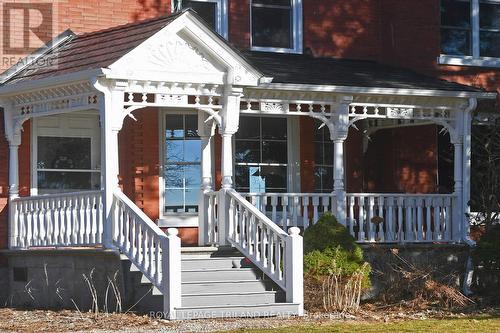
<box><xmin>378</xmin><ymin>252</ymin><xmax>472</xmax><ymax>309</ymax></box>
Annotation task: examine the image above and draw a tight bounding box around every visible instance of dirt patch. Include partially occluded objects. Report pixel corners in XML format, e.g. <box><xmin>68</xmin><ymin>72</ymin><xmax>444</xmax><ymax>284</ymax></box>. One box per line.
<box><xmin>0</xmin><ymin>306</ymin><xmax>498</xmax><ymax>333</ymax></box>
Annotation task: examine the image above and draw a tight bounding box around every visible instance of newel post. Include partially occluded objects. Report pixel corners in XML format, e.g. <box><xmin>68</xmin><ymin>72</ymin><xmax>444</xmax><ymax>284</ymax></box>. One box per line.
<box><xmin>285</xmin><ymin>227</ymin><xmax>303</xmax><ymax>315</ymax></box>
<box><xmin>331</xmin><ymin>95</ymin><xmax>353</xmax><ymax>225</ymax></box>
<box><xmin>162</xmin><ymin>228</ymin><xmax>181</xmax><ymax>320</ymax></box>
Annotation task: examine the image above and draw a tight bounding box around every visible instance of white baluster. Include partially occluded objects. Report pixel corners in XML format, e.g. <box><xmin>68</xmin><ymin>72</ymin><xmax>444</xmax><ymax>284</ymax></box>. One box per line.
<box><xmin>302</xmin><ymin>196</ymin><xmax>310</xmax><ymax>230</ymax></box>
<box><xmin>386</xmin><ymin>197</ymin><xmax>394</xmax><ymax>242</ymax></box>
<box><xmin>416</xmin><ymin>198</ymin><xmax>424</xmax><ymax>241</ymax></box>
<box><xmin>368</xmin><ymin>196</ymin><xmax>375</xmax><ymax>242</ymax></box>
<box><xmin>397</xmin><ymin>197</ymin><xmax>404</xmax><ymax>243</ymax></box>
<box><xmin>425</xmin><ymin>198</ymin><xmax>433</xmax><ymax>241</ymax></box>
<box><xmin>358</xmin><ymin>196</ymin><xmax>365</xmax><ymax>241</ymax></box>
<box><xmin>312</xmin><ymin>196</ymin><xmax>319</xmax><ymax>224</ymax></box>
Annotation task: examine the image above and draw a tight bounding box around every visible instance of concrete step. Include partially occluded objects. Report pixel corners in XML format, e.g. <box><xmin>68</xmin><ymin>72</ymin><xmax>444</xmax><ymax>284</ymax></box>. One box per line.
<box><xmin>181</xmin><ymin>268</ymin><xmax>261</xmax><ymax>282</ymax></box>
<box><xmin>174</xmin><ymin>303</ymin><xmax>302</xmax><ymax>320</ymax></box>
<box><xmin>182</xmin><ymin>291</ymin><xmax>277</xmax><ymax>307</ymax></box>
<box><xmin>181</xmin><ymin>257</ymin><xmax>248</xmax><ymax>270</ymax></box>
<box><xmin>182</xmin><ymin>279</ymin><xmax>269</xmax><ymax>294</ymax></box>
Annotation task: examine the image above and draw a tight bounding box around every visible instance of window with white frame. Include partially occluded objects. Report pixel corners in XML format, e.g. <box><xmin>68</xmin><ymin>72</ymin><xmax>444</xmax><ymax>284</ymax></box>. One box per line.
<box><xmin>163</xmin><ymin>113</ymin><xmax>201</xmax><ymax>214</ymax></box>
<box><xmin>440</xmin><ymin>0</ymin><xmax>500</xmax><ymax>66</ymax></box>
<box><xmin>33</xmin><ymin>114</ymin><xmax>101</xmax><ymax>195</ymax></box>
<box><xmin>235</xmin><ymin>116</ymin><xmax>288</xmax><ymax>193</ymax></box>
<box><xmin>313</xmin><ymin>120</ymin><xmax>334</xmax><ymax>193</ymax></box>
<box><xmin>173</xmin><ymin>0</ymin><xmax>228</xmax><ymax>38</ymax></box>
<box><xmin>251</xmin><ymin>0</ymin><xmax>303</xmax><ymax>53</ymax></box>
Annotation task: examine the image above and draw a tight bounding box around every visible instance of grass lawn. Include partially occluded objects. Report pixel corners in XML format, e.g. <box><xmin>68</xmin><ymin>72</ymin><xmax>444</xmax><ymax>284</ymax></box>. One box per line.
<box><xmin>226</xmin><ymin>316</ymin><xmax>500</xmax><ymax>333</ymax></box>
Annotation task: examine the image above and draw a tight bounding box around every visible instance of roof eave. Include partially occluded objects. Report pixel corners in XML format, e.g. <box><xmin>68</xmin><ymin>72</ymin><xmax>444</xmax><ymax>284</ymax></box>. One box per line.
<box><xmin>0</xmin><ymin>68</ymin><xmax>104</xmax><ymax>96</ymax></box>
<box><xmin>0</xmin><ymin>29</ymin><xmax>76</xmax><ymax>85</ymax></box>
<box><xmin>255</xmin><ymin>82</ymin><xmax>497</xmax><ymax>99</ymax></box>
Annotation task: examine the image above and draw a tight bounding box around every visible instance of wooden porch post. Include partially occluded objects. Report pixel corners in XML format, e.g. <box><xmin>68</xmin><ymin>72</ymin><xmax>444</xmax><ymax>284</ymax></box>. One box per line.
<box><xmin>461</xmin><ymin>98</ymin><xmax>476</xmax><ymax>243</ymax></box>
<box><xmin>218</xmin><ymin>86</ymin><xmax>242</xmax><ymax>245</ymax></box>
<box><xmin>331</xmin><ymin>96</ymin><xmax>353</xmax><ymax>225</ymax></box>
<box><xmin>94</xmin><ymin>79</ymin><xmax>126</xmax><ymax>249</ymax></box>
<box><xmin>198</xmin><ymin>112</ymin><xmax>214</xmax><ymax>246</ymax></box>
<box><xmin>7</xmin><ymin>128</ymin><xmax>21</xmax><ymax>249</ymax></box>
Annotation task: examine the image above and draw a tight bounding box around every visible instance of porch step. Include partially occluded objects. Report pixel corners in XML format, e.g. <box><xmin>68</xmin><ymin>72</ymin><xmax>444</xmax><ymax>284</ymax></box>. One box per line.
<box><xmin>182</xmin><ymin>290</ymin><xmax>278</xmax><ymax>307</ymax></box>
<box><xmin>174</xmin><ymin>302</ymin><xmax>301</xmax><ymax>320</ymax></box>
<box><xmin>182</xmin><ymin>280</ymin><xmax>269</xmax><ymax>294</ymax></box>
<box><xmin>121</xmin><ymin>247</ymin><xmax>299</xmax><ymax>319</ymax></box>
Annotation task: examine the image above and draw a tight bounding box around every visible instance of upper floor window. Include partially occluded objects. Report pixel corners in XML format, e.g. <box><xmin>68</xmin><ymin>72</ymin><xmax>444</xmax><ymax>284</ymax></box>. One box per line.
<box><xmin>250</xmin><ymin>0</ymin><xmax>303</xmax><ymax>53</ymax></box>
<box><xmin>440</xmin><ymin>0</ymin><xmax>500</xmax><ymax>67</ymax></box>
<box><xmin>173</xmin><ymin>0</ymin><xmax>228</xmax><ymax>38</ymax></box>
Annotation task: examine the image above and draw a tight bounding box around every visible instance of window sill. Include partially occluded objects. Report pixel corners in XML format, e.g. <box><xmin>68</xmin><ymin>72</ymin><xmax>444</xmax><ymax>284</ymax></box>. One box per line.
<box><xmin>157</xmin><ymin>214</ymin><xmax>198</xmax><ymax>228</ymax></box>
<box><xmin>250</xmin><ymin>46</ymin><xmax>302</xmax><ymax>54</ymax></box>
<box><xmin>438</xmin><ymin>55</ymin><xmax>500</xmax><ymax>68</ymax></box>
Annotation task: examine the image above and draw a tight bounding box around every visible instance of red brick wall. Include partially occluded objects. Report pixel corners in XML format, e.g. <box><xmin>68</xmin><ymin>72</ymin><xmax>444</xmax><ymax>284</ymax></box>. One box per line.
<box><xmin>119</xmin><ymin>108</ymin><xmax>160</xmax><ymax>221</ymax></box>
<box><xmin>0</xmin><ymin>0</ymin><xmax>170</xmax><ymax>72</ymax></box>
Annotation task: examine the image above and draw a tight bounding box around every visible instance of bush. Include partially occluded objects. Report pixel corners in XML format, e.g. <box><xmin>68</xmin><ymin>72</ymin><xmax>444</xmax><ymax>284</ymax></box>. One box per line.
<box><xmin>472</xmin><ymin>224</ymin><xmax>500</xmax><ymax>296</ymax></box>
<box><xmin>303</xmin><ymin>213</ymin><xmax>371</xmax><ymax>312</ymax></box>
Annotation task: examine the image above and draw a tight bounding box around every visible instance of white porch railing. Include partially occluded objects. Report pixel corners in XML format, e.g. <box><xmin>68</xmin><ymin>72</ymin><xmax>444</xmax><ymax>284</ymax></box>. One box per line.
<box><xmin>346</xmin><ymin>193</ymin><xmax>456</xmax><ymax>243</ymax></box>
<box><xmin>223</xmin><ymin>189</ymin><xmax>303</xmax><ymax>310</ymax></box>
<box><xmin>9</xmin><ymin>190</ymin><xmax>103</xmax><ymax>248</ymax></box>
<box><xmin>204</xmin><ymin>191</ymin><xmax>219</xmax><ymax>244</ymax></box>
<box><xmin>243</xmin><ymin>192</ymin><xmax>459</xmax><ymax>243</ymax></box>
<box><xmin>244</xmin><ymin>193</ymin><xmax>336</xmax><ymax>230</ymax></box>
<box><xmin>111</xmin><ymin>190</ymin><xmax>181</xmax><ymax>318</ymax></box>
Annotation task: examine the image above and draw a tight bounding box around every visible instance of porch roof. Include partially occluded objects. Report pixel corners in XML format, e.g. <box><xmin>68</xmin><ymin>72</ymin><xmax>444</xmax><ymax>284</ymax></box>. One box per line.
<box><xmin>0</xmin><ymin>8</ymin><xmax>493</xmax><ymax>98</ymax></box>
<box><xmin>242</xmin><ymin>51</ymin><xmax>486</xmax><ymax>94</ymax></box>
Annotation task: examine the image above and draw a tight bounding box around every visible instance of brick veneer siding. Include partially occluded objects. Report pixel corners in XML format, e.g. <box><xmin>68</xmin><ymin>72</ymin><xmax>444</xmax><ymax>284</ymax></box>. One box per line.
<box><xmin>1</xmin><ymin>0</ymin><xmax>498</xmax><ymax>247</ymax></box>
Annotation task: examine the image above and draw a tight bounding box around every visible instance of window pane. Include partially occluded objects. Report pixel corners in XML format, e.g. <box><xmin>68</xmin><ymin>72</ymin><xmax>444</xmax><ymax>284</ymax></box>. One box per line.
<box><xmin>165</xmin><ymin>189</ymin><xmax>184</xmax><ymax>213</ymax></box>
<box><xmin>38</xmin><ymin>137</ymin><xmax>91</xmax><ymax>170</ymax></box>
<box><xmin>165</xmin><ymin>115</ymin><xmax>184</xmax><ymax>138</ymax></box>
<box><xmin>260</xmin><ymin>166</ymin><xmax>287</xmax><ymax>190</ymax></box>
<box><xmin>185</xmin><ymin>164</ymin><xmax>201</xmax><ymax>188</ymax></box>
<box><xmin>262</xmin><ymin>141</ymin><xmax>287</xmax><ymax>164</ymax></box>
<box><xmin>262</xmin><ymin>117</ymin><xmax>287</xmax><ymax>139</ymax></box>
<box><xmin>235</xmin><ymin>140</ymin><xmax>260</xmax><ymax>163</ymax></box>
<box><xmin>324</xmin><ymin>142</ymin><xmax>334</xmax><ymax>164</ymax></box>
<box><xmin>441</xmin><ymin>28</ymin><xmax>471</xmax><ymax>55</ymax></box>
<box><xmin>165</xmin><ymin>165</ymin><xmax>184</xmax><ymax>188</ymax></box>
<box><xmin>185</xmin><ymin>189</ymin><xmax>199</xmax><ymax>212</ymax></box>
<box><xmin>165</xmin><ymin>140</ymin><xmax>184</xmax><ymax>163</ymax></box>
<box><xmin>480</xmin><ymin>31</ymin><xmax>500</xmax><ymax>57</ymax></box>
<box><xmin>252</xmin><ymin>6</ymin><xmax>292</xmax><ymax>48</ymax></box>
<box><xmin>185</xmin><ymin>115</ymin><xmax>199</xmax><ymax>138</ymax></box>
<box><xmin>441</xmin><ymin>0</ymin><xmax>471</xmax><ymax>28</ymax></box>
<box><xmin>37</xmin><ymin>171</ymin><xmax>93</xmax><ymax>191</ymax></box>
<box><xmin>235</xmin><ymin>165</ymin><xmax>250</xmax><ymax>189</ymax></box>
<box><xmin>236</xmin><ymin>116</ymin><xmax>260</xmax><ymax>139</ymax></box>
<box><xmin>480</xmin><ymin>2</ymin><xmax>500</xmax><ymax>29</ymax></box>
<box><xmin>184</xmin><ymin>140</ymin><xmax>202</xmax><ymax>162</ymax></box>
<box><xmin>314</xmin><ymin>166</ymin><xmax>333</xmax><ymax>193</ymax></box>
<box><xmin>185</xmin><ymin>1</ymin><xmax>217</xmax><ymax>30</ymax></box>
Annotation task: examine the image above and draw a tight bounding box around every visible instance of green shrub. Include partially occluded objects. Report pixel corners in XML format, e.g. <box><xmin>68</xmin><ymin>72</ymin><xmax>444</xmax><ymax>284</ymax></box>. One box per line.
<box><xmin>472</xmin><ymin>224</ymin><xmax>500</xmax><ymax>294</ymax></box>
<box><xmin>303</xmin><ymin>213</ymin><xmax>371</xmax><ymax>287</ymax></box>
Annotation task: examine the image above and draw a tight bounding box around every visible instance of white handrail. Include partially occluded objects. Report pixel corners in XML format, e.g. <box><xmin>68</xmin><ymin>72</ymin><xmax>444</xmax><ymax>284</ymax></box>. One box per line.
<box><xmin>112</xmin><ymin>190</ymin><xmax>181</xmax><ymax>319</ymax></box>
<box><xmin>10</xmin><ymin>190</ymin><xmax>103</xmax><ymax>248</ymax></box>
<box><xmin>225</xmin><ymin>189</ymin><xmax>303</xmax><ymax>310</ymax></box>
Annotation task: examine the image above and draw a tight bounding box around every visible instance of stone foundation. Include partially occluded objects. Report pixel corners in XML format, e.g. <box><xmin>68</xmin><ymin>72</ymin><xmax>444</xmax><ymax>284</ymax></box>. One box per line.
<box><xmin>2</xmin><ymin>249</ymin><xmax>125</xmax><ymax>311</ymax></box>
